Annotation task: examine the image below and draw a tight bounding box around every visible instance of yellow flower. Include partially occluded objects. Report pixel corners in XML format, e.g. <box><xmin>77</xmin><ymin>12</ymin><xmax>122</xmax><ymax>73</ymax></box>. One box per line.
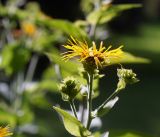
<box><xmin>21</xmin><ymin>22</ymin><xmax>36</xmax><ymax>36</ymax></box>
<box><xmin>0</xmin><ymin>126</ymin><xmax>13</xmax><ymax>137</ymax></box>
<box><xmin>62</xmin><ymin>37</ymin><xmax>123</xmax><ymax>69</ymax></box>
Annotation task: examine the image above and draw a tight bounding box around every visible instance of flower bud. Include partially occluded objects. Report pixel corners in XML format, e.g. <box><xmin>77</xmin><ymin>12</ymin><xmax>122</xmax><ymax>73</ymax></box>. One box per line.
<box><xmin>59</xmin><ymin>77</ymin><xmax>80</xmax><ymax>101</ymax></box>
<box><xmin>117</xmin><ymin>79</ymin><xmax>126</xmax><ymax>91</ymax></box>
<box><xmin>117</xmin><ymin>68</ymin><xmax>139</xmax><ymax>91</ymax></box>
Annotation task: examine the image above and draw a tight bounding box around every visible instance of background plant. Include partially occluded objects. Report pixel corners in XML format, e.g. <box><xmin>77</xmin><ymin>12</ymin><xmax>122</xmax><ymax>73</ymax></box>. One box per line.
<box><xmin>0</xmin><ymin>0</ymin><xmax>159</xmax><ymax>137</ymax></box>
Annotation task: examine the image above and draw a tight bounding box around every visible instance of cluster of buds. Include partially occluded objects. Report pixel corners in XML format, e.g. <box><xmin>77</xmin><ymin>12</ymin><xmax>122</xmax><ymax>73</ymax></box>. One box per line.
<box><xmin>59</xmin><ymin>77</ymin><xmax>80</xmax><ymax>101</ymax></box>
<box><xmin>117</xmin><ymin>68</ymin><xmax>139</xmax><ymax>91</ymax></box>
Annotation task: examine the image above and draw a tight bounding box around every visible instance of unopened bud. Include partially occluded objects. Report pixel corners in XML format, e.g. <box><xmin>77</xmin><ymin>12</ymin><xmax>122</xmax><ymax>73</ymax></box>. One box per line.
<box><xmin>117</xmin><ymin>68</ymin><xmax>139</xmax><ymax>91</ymax></box>
<box><xmin>59</xmin><ymin>77</ymin><xmax>80</xmax><ymax>101</ymax></box>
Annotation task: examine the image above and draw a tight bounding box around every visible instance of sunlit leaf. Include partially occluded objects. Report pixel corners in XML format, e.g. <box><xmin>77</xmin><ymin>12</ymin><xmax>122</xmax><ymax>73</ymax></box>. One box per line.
<box><xmin>87</xmin><ymin>4</ymin><xmax>142</xmax><ymax>25</ymax></box>
<box><xmin>119</xmin><ymin>52</ymin><xmax>150</xmax><ymax>64</ymax></box>
<box><xmin>108</xmin><ymin>52</ymin><xmax>150</xmax><ymax>66</ymax></box>
<box><xmin>93</xmin><ymin>132</ymin><xmax>101</xmax><ymax>137</ymax></box>
<box><xmin>53</xmin><ymin>106</ymin><xmax>92</xmax><ymax>137</ymax></box>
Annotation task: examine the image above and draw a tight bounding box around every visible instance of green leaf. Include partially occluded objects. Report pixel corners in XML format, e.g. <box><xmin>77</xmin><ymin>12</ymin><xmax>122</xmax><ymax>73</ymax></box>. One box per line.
<box><xmin>0</xmin><ymin>43</ymin><xmax>30</xmax><ymax>75</ymax></box>
<box><xmin>87</xmin><ymin>4</ymin><xmax>142</xmax><ymax>25</ymax></box>
<box><xmin>119</xmin><ymin>52</ymin><xmax>150</xmax><ymax>64</ymax></box>
<box><xmin>46</xmin><ymin>51</ymin><xmax>81</xmax><ymax>76</ymax></box>
<box><xmin>53</xmin><ymin>106</ymin><xmax>92</xmax><ymax>137</ymax></box>
<box><xmin>38</xmin><ymin>18</ymin><xmax>88</xmax><ymax>40</ymax></box>
<box><xmin>93</xmin><ymin>132</ymin><xmax>101</xmax><ymax>137</ymax></box>
<box><xmin>107</xmin><ymin>52</ymin><xmax>150</xmax><ymax>66</ymax></box>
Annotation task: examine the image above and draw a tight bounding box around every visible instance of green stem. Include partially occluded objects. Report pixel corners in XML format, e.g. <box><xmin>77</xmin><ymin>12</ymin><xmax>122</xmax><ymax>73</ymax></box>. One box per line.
<box><xmin>97</xmin><ymin>89</ymin><xmax>120</xmax><ymax>111</ymax></box>
<box><xmin>25</xmin><ymin>54</ymin><xmax>39</xmax><ymax>82</ymax></box>
<box><xmin>80</xmin><ymin>96</ymin><xmax>86</xmax><ymax>123</ymax></box>
<box><xmin>69</xmin><ymin>100</ymin><xmax>78</xmax><ymax>119</ymax></box>
<box><xmin>89</xmin><ymin>24</ymin><xmax>96</xmax><ymax>39</ymax></box>
<box><xmin>86</xmin><ymin>73</ymin><xmax>94</xmax><ymax>129</ymax></box>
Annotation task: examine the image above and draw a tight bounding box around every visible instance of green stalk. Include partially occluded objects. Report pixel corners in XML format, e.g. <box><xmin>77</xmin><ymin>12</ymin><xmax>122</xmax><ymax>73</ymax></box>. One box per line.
<box><xmin>69</xmin><ymin>100</ymin><xmax>78</xmax><ymax>119</ymax></box>
<box><xmin>97</xmin><ymin>89</ymin><xmax>120</xmax><ymax>111</ymax></box>
<box><xmin>25</xmin><ymin>54</ymin><xmax>39</xmax><ymax>82</ymax></box>
<box><xmin>86</xmin><ymin>73</ymin><xmax>94</xmax><ymax>129</ymax></box>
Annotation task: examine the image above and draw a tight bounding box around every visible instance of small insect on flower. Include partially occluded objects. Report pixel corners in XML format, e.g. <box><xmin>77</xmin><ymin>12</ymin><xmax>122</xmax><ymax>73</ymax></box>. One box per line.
<box><xmin>0</xmin><ymin>126</ymin><xmax>13</xmax><ymax>137</ymax></box>
<box><xmin>62</xmin><ymin>37</ymin><xmax>123</xmax><ymax>71</ymax></box>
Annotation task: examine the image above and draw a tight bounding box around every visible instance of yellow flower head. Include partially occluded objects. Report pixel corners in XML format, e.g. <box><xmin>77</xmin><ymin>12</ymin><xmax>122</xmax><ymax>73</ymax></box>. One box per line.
<box><xmin>21</xmin><ymin>22</ymin><xmax>36</xmax><ymax>36</ymax></box>
<box><xmin>0</xmin><ymin>126</ymin><xmax>13</xmax><ymax>137</ymax></box>
<box><xmin>62</xmin><ymin>37</ymin><xmax>123</xmax><ymax>70</ymax></box>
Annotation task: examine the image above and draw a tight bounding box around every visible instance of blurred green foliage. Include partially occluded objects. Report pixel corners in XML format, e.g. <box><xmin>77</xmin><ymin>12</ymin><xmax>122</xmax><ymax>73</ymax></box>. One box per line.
<box><xmin>0</xmin><ymin>0</ymin><xmax>156</xmax><ymax>137</ymax></box>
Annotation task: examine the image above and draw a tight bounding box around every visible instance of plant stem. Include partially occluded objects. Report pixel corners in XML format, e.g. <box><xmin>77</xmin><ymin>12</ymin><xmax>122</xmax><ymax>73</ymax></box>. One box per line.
<box><xmin>89</xmin><ymin>24</ymin><xmax>96</xmax><ymax>39</ymax></box>
<box><xmin>97</xmin><ymin>89</ymin><xmax>120</xmax><ymax>111</ymax></box>
<box><xmin>25</xmin><ymin>54</ymin><xmax>39</xmax><ymax>82</ymax></box>
<box><xmin>80</xmin><ymin>96</ymin><xmax>86</xmax><ymax>123</ymax></box>
<box><xmin>86</xmin><ymin>73</ymin><xmax>94</xmax><ymax>129</ymax></box>
<box><xmin>69</xmin><ymin>100</ymin><xmax>78</xmax><ymax>119</ymax></box>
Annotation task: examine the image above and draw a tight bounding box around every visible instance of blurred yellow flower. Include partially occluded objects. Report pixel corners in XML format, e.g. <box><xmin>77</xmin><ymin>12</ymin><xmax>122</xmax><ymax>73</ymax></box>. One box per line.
<box><xmin>0</xmin><ymin>126</ymin><xmax>13</xmax><ymax>137</ymax></box>
<box><xmin>21</xmin><ymin>22</ymin><xmax>36</xmax><ymax>36</ymax></box>
<box><xmin>62</xmin><ymin>37</ymin><xmax>123</xmax><ymax>69</ymax></box>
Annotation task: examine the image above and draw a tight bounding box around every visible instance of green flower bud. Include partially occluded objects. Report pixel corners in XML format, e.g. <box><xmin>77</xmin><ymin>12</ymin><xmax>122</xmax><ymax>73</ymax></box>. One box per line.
<box><xmin>117</xmin><ymin>78</ymin><xmax>126</xmax><ymax>91</ymax></box>
<box><xmin>117</xmin><ymin>68</ymin><xmax>139</xmax><ymax>84</ymax></box>
<box><xmin>59</xmin><ymin>77</ymin><xmax>80</xmax><ymax>101</ymax></box>
<box><xmin>117</xmin><ymin>68</ymin><xmax>139</xmax><ymax>91</ymax></box>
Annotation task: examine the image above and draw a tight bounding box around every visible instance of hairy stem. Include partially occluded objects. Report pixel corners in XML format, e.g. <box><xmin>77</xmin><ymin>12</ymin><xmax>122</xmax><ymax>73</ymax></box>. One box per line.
<box><xmin>86</xmin><ymin>73</ymin><xmax>94</xmax><ymax>129</ymax></box>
